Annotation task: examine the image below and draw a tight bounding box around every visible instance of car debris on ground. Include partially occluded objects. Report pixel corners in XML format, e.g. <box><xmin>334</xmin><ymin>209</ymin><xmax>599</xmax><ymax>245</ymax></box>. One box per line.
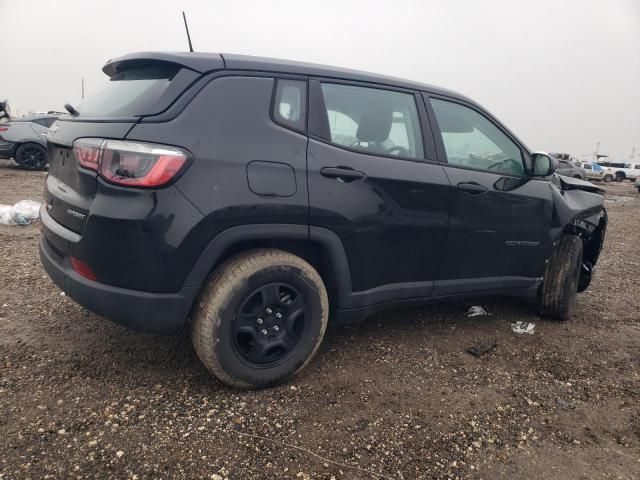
<box><xmin>0</xmin><ymin>199</ymin><xmax>41</xmax><ymax>225</ymax></box>
<box><xmin>466</xmin><ymin>339</ymin><xmax>497</xmax><ymax>357</ymax></box>
<box><xmin>467</xmin><ymin>306</ymin><xmax>489</xmax><ymax>317</ymax></box>
<box><xmin>511</xmin><ymin>321</ymin><xmax>536</xmax><ymax>334</ymax></box>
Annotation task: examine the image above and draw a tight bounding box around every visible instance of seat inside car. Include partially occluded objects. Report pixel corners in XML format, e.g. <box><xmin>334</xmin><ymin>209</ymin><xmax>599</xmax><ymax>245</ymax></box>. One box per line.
<box><xmin>354</xmin><ymin>102</ymin><xmax>394</xmax><ymax>154</ymax></box>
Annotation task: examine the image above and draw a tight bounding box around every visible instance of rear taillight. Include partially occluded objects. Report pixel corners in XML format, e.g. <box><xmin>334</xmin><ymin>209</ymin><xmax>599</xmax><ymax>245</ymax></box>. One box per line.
<box><xmin>73</xmin><ymin>138</ymin><xmax>189</xmax><ymax>188</ymax></box>
<box><xmin>0</xmin><ymin>126</ymin><xmax>8</xmax><ymax>132</ymax></box>
<box><xmin>74</xmin><ymin>138</ymin><xmax>102</xmax><ymax>170</ymax></box>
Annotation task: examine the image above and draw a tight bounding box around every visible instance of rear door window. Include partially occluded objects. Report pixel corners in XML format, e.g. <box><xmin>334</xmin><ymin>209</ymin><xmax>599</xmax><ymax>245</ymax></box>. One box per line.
<box><xmin>315</xmin><ymin>83</ymin><xmax>424</xmax><ymax>160</ymax></box>
<box><xmin>78</xmin><ymin>62</ymin><xmax>198</xmax><ymax>118</ymax></box>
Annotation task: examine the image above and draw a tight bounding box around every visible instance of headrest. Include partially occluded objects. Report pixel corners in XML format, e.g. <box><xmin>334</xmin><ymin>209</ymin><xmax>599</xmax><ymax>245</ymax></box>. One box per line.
<box><xmin>356</xmin><ymin>102</ymin><xmax>393</xmax><ymax>142</ymax></box>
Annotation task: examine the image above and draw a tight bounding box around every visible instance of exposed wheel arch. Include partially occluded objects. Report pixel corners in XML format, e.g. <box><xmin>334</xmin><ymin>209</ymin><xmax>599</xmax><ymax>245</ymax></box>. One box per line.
<box><xmin>183</xmin><ymin>224</ymin><xmax>351</xmax><ymax>311</ymax></box>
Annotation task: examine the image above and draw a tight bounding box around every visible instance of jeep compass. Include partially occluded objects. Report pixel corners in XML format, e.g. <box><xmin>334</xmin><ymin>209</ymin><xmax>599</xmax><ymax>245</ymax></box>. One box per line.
<box><xmin>40</xmin><ymin>52</ymin><xmax>607</xmax><ymax>389</ymax></box>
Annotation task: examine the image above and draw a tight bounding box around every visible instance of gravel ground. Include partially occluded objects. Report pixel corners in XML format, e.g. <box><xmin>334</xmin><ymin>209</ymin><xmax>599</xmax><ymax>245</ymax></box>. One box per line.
<box><xmin>1</xmin><ymin>159</ymin><xmax>639</xmax><ymax>479</ymax></box>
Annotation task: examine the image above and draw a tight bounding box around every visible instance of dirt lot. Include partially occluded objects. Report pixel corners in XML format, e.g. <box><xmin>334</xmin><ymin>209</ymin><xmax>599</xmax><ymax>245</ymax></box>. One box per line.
<box><xmin>1</xmin><ymin>159</ymin><xmax>639</xmax><ymax>479</ymax></box>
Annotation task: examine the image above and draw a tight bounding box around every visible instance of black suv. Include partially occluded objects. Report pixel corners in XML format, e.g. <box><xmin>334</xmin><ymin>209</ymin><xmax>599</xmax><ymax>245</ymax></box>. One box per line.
<box><xmin>40</xmin><ymin>52</ymin><xmax>607</xmax><ymax>389</ymax></box>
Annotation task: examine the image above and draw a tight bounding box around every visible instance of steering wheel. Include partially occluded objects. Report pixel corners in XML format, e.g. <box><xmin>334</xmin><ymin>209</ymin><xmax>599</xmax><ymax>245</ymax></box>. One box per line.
<box><xmin>386</xmin><ymin>145</ymin><xmax>410</xmax><ymax>156</ymax></box>
<box><xmin>487</xmin><ymin>158</ymin><xmax>521</xmax><ymax>173</ymax></box>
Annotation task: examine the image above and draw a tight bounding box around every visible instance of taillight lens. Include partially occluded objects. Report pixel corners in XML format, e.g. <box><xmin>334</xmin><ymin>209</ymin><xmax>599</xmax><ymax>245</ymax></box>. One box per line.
<box><xmin>73</xmin><ymin>138</ymin><xmax>189</xmax><ymax>188</ymax></box>
<box><xmin>71</xmin><ymin>257</ymin><xmax>97</xmax><ymax>281</ymax></box>
<box><xmin>74</xmin><ymin>138</ymin><xmax>102</xmax><ymax>170</ymax></box>
<box><xmin>0</xmin><ymin>126</ymin><xmax>9</xmax><ymax>132</ymax></box>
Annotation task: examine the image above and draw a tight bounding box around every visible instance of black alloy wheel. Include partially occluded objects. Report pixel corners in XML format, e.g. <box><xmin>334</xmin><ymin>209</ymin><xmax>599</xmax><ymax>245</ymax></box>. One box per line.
<box><xmin>232</xmin><ymin>282</ymin><xmax>308</xmax><ymax>366</ymax></box>
<box><xmin>15</xmin><ymin>143</ymin><xmax>47</xmax><ymax>170</ymax></box>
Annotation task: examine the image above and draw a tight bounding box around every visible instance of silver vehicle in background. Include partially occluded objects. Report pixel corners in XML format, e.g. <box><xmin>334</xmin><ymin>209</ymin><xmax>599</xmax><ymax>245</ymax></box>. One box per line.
<box><xmin>0</xmin><ymin>113</ymin><xmax>59</xmax><ymax>170</ymax></box>
<box><xmin>551</xmin><ymin>153</ymin><xmax>586</xmax><ymax>179</ymax></box>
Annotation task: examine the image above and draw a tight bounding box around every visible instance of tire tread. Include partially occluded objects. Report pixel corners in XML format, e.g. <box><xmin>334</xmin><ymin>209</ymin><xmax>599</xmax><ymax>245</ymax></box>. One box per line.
<box><xmin>538</xmin><ymin>235</ymin><xmax>583</xmax><ymax>320</ymax></box>
<box><xmin>192</xmin><ymin>249</ymin><xmax>328</xmax><ymax>389</ymax></box>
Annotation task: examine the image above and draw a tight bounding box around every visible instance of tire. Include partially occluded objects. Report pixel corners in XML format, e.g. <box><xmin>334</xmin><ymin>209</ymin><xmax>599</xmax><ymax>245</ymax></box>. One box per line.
<box><xmin>615</xmin><ymin>172</ymin><xmax>625</xmax><ymax>182</ymax></box>
<box><xmin>603</xmin><ymin>174</ymin><xmax>613</xmax><ymax>183</ymax></box>
<box><xmin>192</xmin><ymin>249</ymin><xmax>329</xmax><ymax>389</ymax></box>
<box><xmin>15</xmin><ymin>143</ymin><xmax>47</xmax><ymax>170</ymax></box>
<box><xmin>537</xmin><ymin>235</ymin><xmax>583</xmax><ymax>320</ymax></box>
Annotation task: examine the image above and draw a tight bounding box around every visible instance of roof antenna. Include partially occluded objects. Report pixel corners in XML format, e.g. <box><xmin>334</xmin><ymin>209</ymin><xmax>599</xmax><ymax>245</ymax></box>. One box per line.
<box><xmin>182</xmin><ymin>11</ymin><xmax>194</xmax><ymax>52</ymax></box>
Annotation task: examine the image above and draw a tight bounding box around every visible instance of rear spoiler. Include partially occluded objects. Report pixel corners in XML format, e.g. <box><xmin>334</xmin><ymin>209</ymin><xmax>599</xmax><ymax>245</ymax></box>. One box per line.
<box><xmin>103</xmin><ymin>52</ymin><xmax>226</xmax><ymax>77</ymax></box>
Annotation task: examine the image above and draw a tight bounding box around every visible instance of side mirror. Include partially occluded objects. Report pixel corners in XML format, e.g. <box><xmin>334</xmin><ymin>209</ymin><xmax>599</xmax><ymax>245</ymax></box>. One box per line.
<box><xmin>531</xmin><ymin>152</ymin><xmax>556</xmax><ymax>177</ymax></box>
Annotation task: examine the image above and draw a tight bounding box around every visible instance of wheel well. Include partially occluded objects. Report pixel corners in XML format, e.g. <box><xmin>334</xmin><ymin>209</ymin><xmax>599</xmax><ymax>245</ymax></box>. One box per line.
<box><xmin>615</xmin><ymin>171</ymin><xmax>626</xmax><ymax>178</ymax></box>
<box><xmin>564</xmin><ymin>210</ymin><xmax>607</xmax><ymax>291</ymax></box>
<box><xmin>16</xmin><ymin>141</ymin><xmax>45</xmax><ymax>150</ymax></box>
<box><xmin>210</xmin><ymin>239</ymin><xmax>340</xmax><ymax>309</ymax></box>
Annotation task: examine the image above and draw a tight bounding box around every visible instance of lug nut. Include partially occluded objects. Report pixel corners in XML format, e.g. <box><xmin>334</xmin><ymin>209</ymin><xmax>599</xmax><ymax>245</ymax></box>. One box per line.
<box><xmin>275</xmin><ymin>312</ymin><xmax>283</xmax><ymax>319</ymax></box>
<box><xmin>273</xmin><ymin>325</ymin><xmax>280</xmax><ymax>332</ymax></box>
<box><xmin>266</xmin><ymin>307</ymin><xmax>273</xmax><ymax>315</ymax></box>
<box><xmin>256</xmin><ymin>318</ymin><xmax>263</xmax><ymax>325</ymax></box>
<box><xmin>261</xmin><ymin>329</ymin><xmax>268</xmax><ymax>336</ymax></box>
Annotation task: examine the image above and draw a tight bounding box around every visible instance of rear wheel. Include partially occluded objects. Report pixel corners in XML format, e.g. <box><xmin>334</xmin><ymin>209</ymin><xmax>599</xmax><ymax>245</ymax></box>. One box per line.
<box><xmin>537</xmin><ymin>235</ymin><xmax>583</xmax><ymax>320</ymax></box>
<box><xmin>192</xmin><ymin>249</ymin><xmax>328</xmax><ymax>389</ymax></box>
<box><xmin>15</xmin><ymin>143</ymin><xmax>47</xmax><ymax>170</ymax></box>
<box><xmin>615</xmin><ymin>172</ymin><xmax>625</xmax><ymax>182</ymax></box>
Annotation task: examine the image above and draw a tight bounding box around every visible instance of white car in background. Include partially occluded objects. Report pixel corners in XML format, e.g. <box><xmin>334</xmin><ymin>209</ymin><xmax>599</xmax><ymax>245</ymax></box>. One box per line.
<box><xmin>596</xmin><ymin>161</ymin><xmax>640</xmax><ymax>182</ymax></box>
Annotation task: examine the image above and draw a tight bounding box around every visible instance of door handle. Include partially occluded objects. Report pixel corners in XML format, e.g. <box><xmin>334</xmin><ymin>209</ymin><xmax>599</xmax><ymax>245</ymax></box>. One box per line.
<box><xmin>320</xmin><ymin>167</ymin><xmax>365</xmax><ymax>183</ymax></box>
<box><xmin>457</xmin><ymin>182</ymin><xmax>488</xmax><ymax>195</ymax></box>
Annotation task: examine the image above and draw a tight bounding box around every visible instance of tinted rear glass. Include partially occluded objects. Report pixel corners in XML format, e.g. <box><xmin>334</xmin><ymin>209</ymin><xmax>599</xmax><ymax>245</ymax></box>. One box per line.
<box><xmin>78</xmin><ymin>63</ymin><xmax>182</xmax><ymax>117</ymax></box>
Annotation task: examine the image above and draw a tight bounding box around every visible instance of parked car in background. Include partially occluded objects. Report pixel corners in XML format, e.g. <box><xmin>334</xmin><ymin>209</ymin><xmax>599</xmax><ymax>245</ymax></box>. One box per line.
<box><xmin>584</xmin><ymin>163</ymin><xmax>605</xmax><ymax>181</ymax></box>
<box><xmin>552</xmin><ymin>155</ymin><xmax>586</xmax><ymax>179</ymax></box>
<box><xmin>0</xmin><ymin>113</ymin><xmax>58</xmax><ymax>169</ymax></box>
<box><xmin>39</xmin><ymin>52</ymin><xmax>608</xmax><ymax>389</ymax></box>
<box><xmin>635</xmin><ymin>177</ymin><xmax>640</xmax><ymax>193</ymax></box>
<box><xmin>596</xmin><ymin>161</ymin><xmax>640</xmax><ymax>182</ymax></box>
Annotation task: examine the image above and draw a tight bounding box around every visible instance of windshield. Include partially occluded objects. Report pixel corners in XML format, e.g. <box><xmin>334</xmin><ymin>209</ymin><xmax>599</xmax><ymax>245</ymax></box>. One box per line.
<box><xmin>77</xmin><ymin>63</ymin><xmax>181</xmax><ymax>117</ymax></box>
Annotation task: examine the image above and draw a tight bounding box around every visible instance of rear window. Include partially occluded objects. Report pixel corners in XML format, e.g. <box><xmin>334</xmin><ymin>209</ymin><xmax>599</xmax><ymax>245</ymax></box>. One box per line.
<box><xmin>78</xmin><ymin>63</ymin><xmax>192</xmax><ymax>117</ymax></box>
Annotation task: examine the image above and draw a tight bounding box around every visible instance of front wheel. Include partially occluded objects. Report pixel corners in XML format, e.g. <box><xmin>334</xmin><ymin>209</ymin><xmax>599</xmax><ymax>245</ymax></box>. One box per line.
<box><xmin>537</xmin><ymin>235</ymin><xmax>583</xmax><ymax>320</ymax></box>
<box><xmin>603</xmin><ymin>174</ymin><xmax>613</xmax><ymax>182</ymax></box>
<box><xmin>15</xmin><ymin>143</ymin><xmax>47</xmax><ymax>170</ymax></box>
<box><xmin>192</xmin><ymin>249</ymin><xmax>329</xmax><ymax>389</ymax></box>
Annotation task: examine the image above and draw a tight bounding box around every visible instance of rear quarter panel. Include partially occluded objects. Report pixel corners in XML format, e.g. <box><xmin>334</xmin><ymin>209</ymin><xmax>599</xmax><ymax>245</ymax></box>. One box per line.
<box><xmin>127</xmin><ymin>75</ymin><xmax>309</xmax><ymax>234</ymax></box>
<box><xmin>2</xmin><ymin>122</ymin><xmax>47</xmax><ymax>147</ymax></box>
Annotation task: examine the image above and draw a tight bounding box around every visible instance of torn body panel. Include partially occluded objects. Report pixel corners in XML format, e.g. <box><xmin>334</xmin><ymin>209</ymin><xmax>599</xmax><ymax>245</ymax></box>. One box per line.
<box><xmin>549</xmin><ymin>175</ymin><xmax>607</xmax><ymax>292</ymax></box>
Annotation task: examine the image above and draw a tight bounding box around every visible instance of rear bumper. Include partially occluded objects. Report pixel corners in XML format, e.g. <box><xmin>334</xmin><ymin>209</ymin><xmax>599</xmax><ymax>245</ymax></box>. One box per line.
<box><xmin>39</xmin><ymin>211</ymin><xmax>200</xmax><ymax>333</ymax></box>
<box><xmin>0</xmin><ymin>140</ymin><xmax>16</xmax><ymax>158</ymax></box>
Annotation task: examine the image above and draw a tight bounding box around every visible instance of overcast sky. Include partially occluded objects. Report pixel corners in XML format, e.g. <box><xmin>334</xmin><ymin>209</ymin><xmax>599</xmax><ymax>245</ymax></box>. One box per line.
<box><xmin>1</xmin><ymin>0</ymin><xmax>638</xmax><ymax>158</ymax></box>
